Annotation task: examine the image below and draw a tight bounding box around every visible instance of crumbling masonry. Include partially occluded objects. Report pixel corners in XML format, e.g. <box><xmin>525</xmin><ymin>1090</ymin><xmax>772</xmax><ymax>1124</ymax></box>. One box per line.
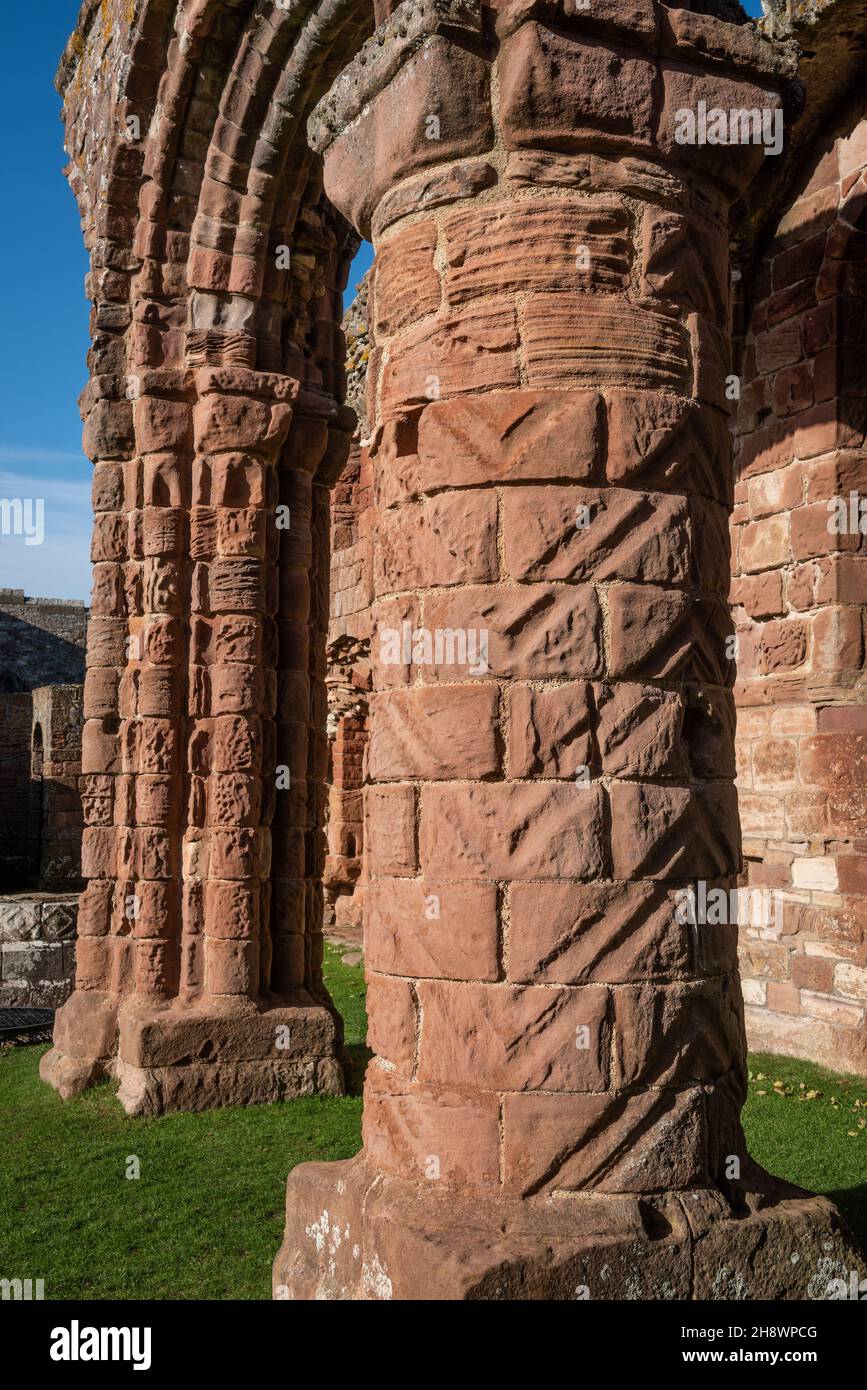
<box><xmin>47</xmin><ymin>0</ymin><xmax>866</xmax><ymax>1298</ymax></box>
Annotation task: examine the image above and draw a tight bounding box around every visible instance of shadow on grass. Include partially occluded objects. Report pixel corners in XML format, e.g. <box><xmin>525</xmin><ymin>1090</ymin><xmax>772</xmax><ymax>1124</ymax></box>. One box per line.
<box><xmin>826</xmin><ymin>1184</ymin><xmax>867</xmax><ymax>1255</ymax></box>
<box><xmin>343</xmin><ymin>1043</ymin><xmax>372</xmax><ymax>1097</ymax></box>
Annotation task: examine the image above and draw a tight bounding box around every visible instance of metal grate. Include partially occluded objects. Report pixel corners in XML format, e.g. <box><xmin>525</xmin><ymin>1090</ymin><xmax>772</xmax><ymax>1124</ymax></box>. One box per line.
<box><xmin>0</xmin><ymin>1008</ymin><xmax>55</xmax><ymax>1041</ymax></box>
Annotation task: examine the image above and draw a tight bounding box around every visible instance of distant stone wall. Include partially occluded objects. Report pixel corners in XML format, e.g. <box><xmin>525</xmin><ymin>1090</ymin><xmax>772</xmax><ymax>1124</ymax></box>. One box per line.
<box><xmin>32</xmin><ymin>685</ymin><xmax>84</xmax><ymax>889</ymax></box>
<box><xmin>0</xmin><ymin>591</ymin><xmax>87</xmax><ymax>689</ymax></box>
<box><xmin>0</xmin><ymin>895</ymin><xmax>77</xmax><ymax>1008</ymax></box>
<box><xmin>0</xmin><ymin>692</ymin><xmax>41</xmax><ymax>885</ymax></box>
<box><xmin>324</xmin><ymin>277</ymin><xmax>374</xmax><ymax>934</ymax></box>
<box><xmin>732</xmin><ymin>95</ymin><xmax>867</xmax><ymax>1076</ymax></box>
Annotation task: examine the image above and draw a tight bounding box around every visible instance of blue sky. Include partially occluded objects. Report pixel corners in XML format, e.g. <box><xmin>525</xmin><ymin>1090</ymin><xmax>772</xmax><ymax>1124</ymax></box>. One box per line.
<box><xmin>0</xmin><ymin>3</ymin><xmax>760</xmax><ymax>601</ymax></box>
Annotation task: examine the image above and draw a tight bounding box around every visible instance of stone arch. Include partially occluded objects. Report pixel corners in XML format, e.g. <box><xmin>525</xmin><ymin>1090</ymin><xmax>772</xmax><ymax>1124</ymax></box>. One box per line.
<box><xmin>44</xmin><ymin>0</ymin><xmax>376</xmax><ymax>1114</ymax></box>
<box><xmin>731</xmin><ymin>83</ymin><xmax>867</xmax><ymax>1077</ymax></box>
<box><xmin>43</xmin><ymin>0</ymin><xmax>867</xmax><ymax>1299</ymax></box>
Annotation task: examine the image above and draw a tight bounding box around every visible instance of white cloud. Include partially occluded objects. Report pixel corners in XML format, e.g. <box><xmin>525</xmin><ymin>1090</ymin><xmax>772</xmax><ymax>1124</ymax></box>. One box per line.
<box><xmin>0</xmin><ymin>468</ymin><xmax>92</xmax><ymax>601</ymax></box>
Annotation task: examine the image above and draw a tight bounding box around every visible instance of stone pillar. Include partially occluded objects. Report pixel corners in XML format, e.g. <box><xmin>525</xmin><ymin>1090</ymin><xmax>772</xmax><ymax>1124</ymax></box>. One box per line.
<box><xmin>276</xmin><ymin>0</ymin><xmax>865</xmax><ymax>1299</ymax></box>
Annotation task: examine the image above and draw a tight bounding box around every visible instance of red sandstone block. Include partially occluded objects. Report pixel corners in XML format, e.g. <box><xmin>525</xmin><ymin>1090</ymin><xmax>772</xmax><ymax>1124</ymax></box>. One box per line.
<box><xmin>760</xmin><ymin>617</ymin><xmax>809</xmax><ymax>674</ymax></box>
<box><xmin>609</xmin><ymin>781</ymin><xmax>740</xmax><ymax>880</ymax></box>
<box><xmin>194</xmin><ymin>394</ymin><xmax>291</xmax><ymax>455</ymax></box>
<box><xmin>791</xmin><ymin>955</ymin><xmax>835</xmax><ymax>994</ymax></box>
<box><xmin>615</xmin><ymin>975</ymin><xmax>744</xmax><ymax>1086</ymax></box>
<box><xmin>607</xmin><ymin>586</ymin><xmax>734</xmax><ymax>686</ymax></box>
<box><xmin>801</xmin><ymin>733</ymin><xmax>867</xmax><ymax>791</ymax></box>
<box><xmin>605</xmin><ymin>391</ymin><xmax>732</xmax><ymax>505</ymax></box>
<box><xmin>502</xmin><ymin>485</ymin><xmax>690</xmax><ymax>584</ymax></box>
<box><xmin>365</xmin><ymin>784</ymin><xmax>417</xmax><ymax>876</ymax></box>
<box><xmin>77</xmin><ymin>881</ymin><xmax>113</xmax><ymax>937</ymax></box>
<box><xmin>508</xmin><ymin>881</ymin><xmax>690</xmax><ymax>985</ymax></box>
<box><xmin>134</xmin><ymin>397</ymin><xmax>191</xmax><ymax>453</ymax></box>
<box><xmin>373</xmin><ymin>221</ymin><xmax>440</xmax><ymax>337</ymax></box>
<box><xmin>792</xmin><ymin>501</ymin><xmax>859</xmax><ymax>562</ymax></box>
<box><xmin>419</xmin><ymin>782</ymin><xmax>605</xmax><ymax>881</ymax></box>
<box><xmin>211</xmin><ymin>715</ymin><xmax>261</xmax><ymax>774</ymax></box>
<box><xmin>378</xmin><ymin>302</ymin><xmax>519</xmax><ymax>419</ymax></box>
<box><xmin>818</xmin><ymin>704</ymin><xmax>867</xmax><ymax>732</ymax></box>
<box><xmin>321</xmin><ymin>38</ymin><xmax>495</xmax><ymax>239</ymax></box>
<box><xmin>443</xmin><ymin>199</ymin><xmax>632</xmax><ymax>302</ymax></box>
<box><xmin>766</xmin><ymin>981</ymin><xmax>802</xmax><ymax>1015</ymax></box>
<box><xmin>816</xmin><ymin>556</ymin><xmax>867</xmax><ymax>605</ymax></box>
<box><xmin>812</xmin><ymin>605</ymin><xmax>864</xmax><ymax>672</ymax></box>
<box><xmin>374</xmin><ymin>491</ymin><xmax>498</xmax><ymax>591</ymax></box>
<box><xmin>365</xmin><ymin>879</ymin><xmax>499</xmax><ymax>982</ymax></box>
<box><xmin>642</xmin><ymin>207</ymin><xmax>727</xmax><ymax>322</ymax></box>
<box><xmin>772</xmin><ymin>232</ymin><xmax>826</xmax><ymax>293</ymax></box>
<box><xmin>498</xmin><ymin>24</ymin><xmax>656</xmax><ymax>152</ymax></box>
<box><xmin>773</xmin><ymin>362</ymin><xmax>815</xmax><ymax>417</ymax></box>
<box><xmin>366</xmin><ymin>974</ymin><xmax>416</xmax><ymax>1073</ymax></box>
<box><xmin>595</xmin><ymin>681</ymin><xmax>687</xmax><ymax>779</ymax></box>
<box><xmin>752</xmin><ymin>736</ymin><xmax>798</xmax><ymax>790</ymax></box>
<box><xmin>747</xmin><ymin>462</ymin><xmax>802</xmax><ymax>518</ymax></box>
<box><xmin>419</xmin><ymin>583</ymin><xmax>602</xmax><ymax>682</ymax></box>
<box><xmin>754</xmin><ymin>319</ymin><xmax>802</xmax><ymax>373</ymax></box>
<box><xmin>208</xmin><ymin>827</ymin><xmax>269</xmax><ymax>880</ymax></box>
<box><xmin>371</xmin><ymin>595</ymin><xmax>418</xmax><ymax>690</ymax></box>
<box><xmin>523</xmin><ymin>294</ymin><xmax>690</xmax><ymax>392</ymax></box>
<box><xmin>368</xmin><ymin>686</ymin><xmax>500</xmax><ymax>781</ymax></box>
<box><xmin>204</xmin><ymin>938</ymin><xmax>259</xmax><ymax>995</ymax></box>
<box><xmin>503</xmin><ymin>1088</ymin><xmax>707</xmax><ymax>1195</ymax></box>
<box><xmin>362</xmin><ymin>1064</ymin><xmax>500</xmax><ymax>1189</ymax></box>
<box><xmin>508</xmin><ymin>682</ymin><xmax>593</xmax><ymax>778</ymax></box>
<box><xmin>83</xmin><ymin>399</ymin><xmax>135</xmax><ymax>461</ymax></box>
<box><xmin>658</xmin><ymin>65</ymin><xmax>782</xmax><ymax>195</ymax></box>
<box><xmin>416</xmin><ymin>979</ymin><xmax>611</xmax><ymax>1092</ymax></box>
<box><xmin>92</xmin><ymin>463</ymin><xmax>125</xmax><ymax>513</ymax></box>
<box><xmin>74</xmin><ymin>935</ymin><xmax>113</xmax><ymax>991</ymax></box>
<box><xmin>402</xmin><ymin>389</ymin><xmax>603</xmax><ymax>501</ymax></box>
<box><xmin>738</xmin><ymin>514</ymin><xmax>791</xmax><ymax>572</ymax></box>
<box><xmin>732</xmin><ymin>571</ymin><xmax>785</xmax><ymax>619</ymax></box>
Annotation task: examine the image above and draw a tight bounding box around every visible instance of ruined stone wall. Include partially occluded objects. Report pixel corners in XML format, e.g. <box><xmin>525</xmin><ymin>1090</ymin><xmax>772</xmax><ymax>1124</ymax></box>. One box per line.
<box><xmin>324</xmin><ymin>275</ymin><xmax>373</xmax><ymax>934</ymax></box>
<box><xmin>732</xmin><ymin>93</ymin><xmax>867</xmax><ymax>1075</ymax></box>
<box><xmin>0</xmin><ymin>591</ymin><xmax>87</xmax><ymax>689</ymax></box>
<box><xmin>0</xmin><ymin>896</ymin><xmax>77</xmax><ymax>1009</ymax></box>
<box><xmin>31</xmin><ymin>685</ymin><xmax>85</xmax><ymax>889</ymax></box>
<box><xmin>0</xmin><ymin>692</ymin><xmax>41</xmax><ymax>886</ymax></box>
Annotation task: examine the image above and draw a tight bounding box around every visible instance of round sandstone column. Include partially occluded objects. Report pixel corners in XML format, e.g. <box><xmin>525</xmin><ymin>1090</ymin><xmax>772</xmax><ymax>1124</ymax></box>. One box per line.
<box><xmin>276</xmin><ymin>0</ymin><xmax>865</xmax><ymax>1300</ymax></box>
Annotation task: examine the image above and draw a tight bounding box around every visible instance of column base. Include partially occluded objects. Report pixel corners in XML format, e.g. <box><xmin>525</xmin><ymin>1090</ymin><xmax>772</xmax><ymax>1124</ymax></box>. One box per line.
<box><xmin>274</xmin><ymin>1155</ymin><xmax>866</xmax><ymax>1301</ymax></box>
<box><xmin>41</xmin><ymin>989</ymin><xmax>346</xmax><ymax>1115</ymax></box>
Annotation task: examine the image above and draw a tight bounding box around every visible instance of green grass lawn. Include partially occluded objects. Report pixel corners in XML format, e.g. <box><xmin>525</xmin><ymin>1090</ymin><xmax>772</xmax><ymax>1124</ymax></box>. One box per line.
<box><xmin>0</xmin><ymin>945</ymin><xmax>367</xmax><ymax>1300</ymax></box>
<box><xmin>1</xmin><ymin>952</ymin><xmax>864</xmax><ymax>1299</ymax></box>
<box><xmin>743</xmin><ymin>1052</ymin><xmax>867</xmax><ymax>1246</ymax></box>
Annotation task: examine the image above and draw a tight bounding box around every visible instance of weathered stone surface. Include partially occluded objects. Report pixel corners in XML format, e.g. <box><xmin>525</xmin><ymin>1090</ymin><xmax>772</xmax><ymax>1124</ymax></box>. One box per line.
<box><xmin>374</xmin><ymin>491</ymin><xmax>498</xmax><ymax>590</ymax></box>
<box><xmin>508</xmin><ymin>881</ymin><xmax>691</xmax><ymax>984</ymax></box>
<box><xmin>508</xmin><ymin>682</ymin><xmax>592</xmax><ymax>778</ymax></box>
<box><xmin>420</xmin><ymin>783</ymin><xmax>606</xmax><ymax>880</ymax></box>
<box><xmin>523</xmin><ymin>297</ymin><xmax>691</xmax><ymax>391</ymax></box>
<box><xmin>368</xmin><ymin>686</ymin><xmax>500</xmax><ymax>781</ymax></box>
<box><xmin>365</xmin><ymin>879</ymin><xmax>499</xmax><ymax>981</ymax></box>
<box><xmin>421</xmin><ymin>584</ymin><xmax>603</xmax><ymax>680</ymax></box>
<box><xmin>502</xmin><ymin>486</ymin><xmax>690</xmax><ymax>583</ymax></box>
<box><xmin>416</xmin><ymin>979</ymin><xmax>611</xmax><ymax>1091</ymax></box>
<box><xmin>499</xmin><ymin>24</ymin><xmax>656</xmax><ymax>153</ymax></box>
<box><xmin>443</xmin><ymin>200</ymin><xmax>632</xmax><ymax>302</ymax></box>
<box><xmin>502</xmin><ymin>1088</ymin><xmax>707</xmax><ymax>1195</ymax></box>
